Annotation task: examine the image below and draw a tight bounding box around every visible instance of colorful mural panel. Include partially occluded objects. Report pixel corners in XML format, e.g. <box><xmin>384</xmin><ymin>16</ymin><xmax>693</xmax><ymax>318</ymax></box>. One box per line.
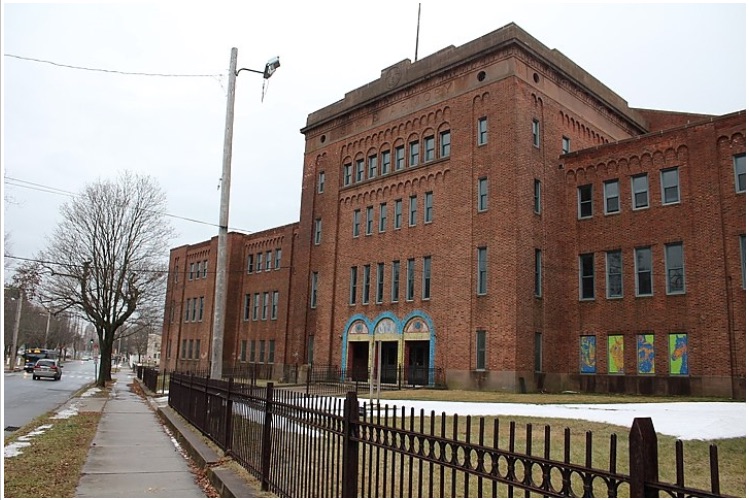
<box><xmin>608</xmin><ymin>335</ymin><xmax>624</xmax><ymax>374</ymax></box>
<box><xmin>669</xmin><ymin>333</ymin><xmax>688</xmax><ymax>375</ymax></box>
<box><xmin>637</xmin><ymin>334</ymin><xmax>655</xmax><ymax>374</ymax></box>
<box><xmin>580</xmin><ymin>336</ymin><xmax>596</xmax><ymax>373</ymax></box>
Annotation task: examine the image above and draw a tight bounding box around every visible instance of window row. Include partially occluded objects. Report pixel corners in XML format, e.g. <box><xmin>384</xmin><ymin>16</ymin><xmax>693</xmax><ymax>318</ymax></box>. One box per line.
<box><xmin>239</xmin><ymin>339</ymin><xmax>276</xmax><ymax>363</ymax></box>
<box><xmin>477</xmin><ymin>177</ymin><xmax>542</xmax><ymax>214</ymax></box>
<box><xmin>578</xmin><ymin>243</ymin><xmax>685</xmax><ymax>300</ymax></box>
<box><xmin>188</xmin><ymin>260</ymin><xmax>209</xmax><ymax>280</ymax></box>
<box><xmin>247</xmin><ymin>248</ymin><xmax>283</xmax><ymax>273</ymax></box>
<box><xmin>348</xmin><ymin>257</ymin><xmax>432</xmax><ymax>305</ymax></box>
<box><xmin>478</xmin><ymin>115</ymin><xmax>571</xmax><ymax>154</ymax></box>
<box><xmin>243</xmin><ymin>291</ymin><xmax>280</xmax><ymax>321</ymax></box>
<box><xmin>184</xmin><ymin>297</ymin><xmax>205</xmax><ymax>322</ymax></box>
<box><xmin>348</xmin><ymin>193</ymin><xmax>434</xmax><ymax>241</ymax></box>
<box><xmin>180</xmin><ymin>339</ymin><xmax>201</xmax><ymax>360</ymax></box>
<box><xmin>341</xmin><ymin>131</ymin><xmax>451</xmax><ymax>187</ymax></box>
<box><xmin>580</xmin><ymin>332</ymin><xmax>688</xmax><ymax>375</ymax></box>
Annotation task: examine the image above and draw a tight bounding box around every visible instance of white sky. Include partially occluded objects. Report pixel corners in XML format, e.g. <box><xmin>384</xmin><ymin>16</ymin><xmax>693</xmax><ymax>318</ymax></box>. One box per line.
<box><xmin>2</xmin><ymin>1</ymin><xmax>746</xmax><ymax>278</ymax></box>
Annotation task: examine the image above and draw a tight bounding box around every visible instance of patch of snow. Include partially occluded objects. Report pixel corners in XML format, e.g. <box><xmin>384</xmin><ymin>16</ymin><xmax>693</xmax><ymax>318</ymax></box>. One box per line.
<box><xmin>52</xmin><ymin>402</ymin><xmax>80</xmax><ymax>420</ymax></box>
<box><xmin>5</xmin><ymin>424</ymin><xmax>55</xmax><ymax>458</ymax></box>
<box><xmin>80</xmin><ymin>387</ymin><xmax>101</xmax><ymax>398</ymax></box>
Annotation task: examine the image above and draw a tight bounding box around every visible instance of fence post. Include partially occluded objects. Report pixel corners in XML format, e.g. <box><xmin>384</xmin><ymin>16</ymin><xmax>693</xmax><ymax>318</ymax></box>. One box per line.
<box><xmin>629</xmin><ymin>417</ymin><xmax>659</xmax><ymax>497</ymax></box>
<box><xmin>261</xmin><ymin>382</ymin><xmax>274</xmax><ymax>491</ymax></box>
<box><xmin>224</xmin><ymin>377</ymin><xmax>233</xmax><ymax>453</ymax></box>
<box><xmin>342</xmin><ymin>390</ymin><xmax>360</xmax><ymax>498</ymax></box>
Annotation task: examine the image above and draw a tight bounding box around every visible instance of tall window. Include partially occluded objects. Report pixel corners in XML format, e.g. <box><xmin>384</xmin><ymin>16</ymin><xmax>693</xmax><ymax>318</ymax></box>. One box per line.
<box><xmin>379</xmin><ymin>203</ymin><xmax>387</xmax><ymax>232</ymax></box>
<box><xmin>376</xmin><ymin>263</ymin><xmax>384</xmax><ymax>303</ymax></box>
<box><xmin>395</xmin><ymin>145</ymin><xmax>405</xmax><ymax>170</ymax></box>
<box><xmin>268</xmin><ymin>340</ymin><xmax>275</xmax><ymax>363</ymax></box>
<box><xmin>349</xmin><ymin>267</ymin><xmax>358</xmax><ymax>305</ymax></box>
<box><xmin>477</xmin><ymin>247</ymin><xmax>488</xmax><ymax>295</ymax></box>
<box><xmin>424</xmin><ymin>192</ymin><xmax>433</xmax><ymax>223</ymax></box>
<box><xmin>631</xmin><ymin>174</ymin><xmax>649</xmax><ymax>209</ymax></box>
<box><xmin>424</xmin><ymin>136</ymin><xmax>435</xmax><ymax>162</ymax></box>
<box><xmin>422</xmin><ymin>256</ymin><xmax>432</xmax><ymax>300</ymax></box>
<box><xmin>406</xmin><ymin>258</ymin><xmax>415</xmax><ymax>301</ymax></box>
<box><xmin>310</xmin><ymin>272</ymin><xmax>318</xmax><ymax>308</ymax></box>
<box><xmin>635</xmin><ymin>247</ymin><xmax>653</xmax><ymax>296</ymax></box>
<box><xmin>409</xmin><ymin>195</ymin><xmax>417</xmax><ymax>226</ymax></box>
<box><xmin>606</xmin><ymin>250</ymin><xmax>623</xmax><ymax>298</ymax></box>
<box><xmin>259</xmin><ymin>341</ymin><xmax>265</xmax><ymax>363</ymax></box>
<box><xmin>381</xmin><ymin>150</ymin><xmax>391</xmax><ymax>175</ymax></box>
<box><xmin>534</xmin><ymin>333</ymin><xmax>543</xmax><ymax>372</ymax></box>
<box><xmin>262</xmin><ymin>292</ymin><xmax>269</xmax><ymax>320</ymax></box>
<box><xmin>439</xmin><ymin>130</ymin><xmax>451</xmax><ymax>157</ymax></box>
<box><xmin>532</xmin><ymin>119</ymin><xmax>540</xmax><ymax>148</ymax></box>
<box><xmin>562</xmin><ymin>136</ymin><xmax>571</xmax><ymax>154</ymax></box>
<box><xmin>478</xmin><ymin>117</ymin><xmax>488</xmax><ymax>145</ymax></box>
<box><xmin>394</xmin><ymin>199</ymin><xmax>403</xmax><ymax>229</ymax></box>
<box><xmin>391</xmin><ymin>260</ymin><xmax>400</xmax><ymax>302</ymax></box>
<box><xmin>353</xmin><ymin>209</ymin><xmax>361</xmax><ymax>237</ymax></box>
<box><xmin>318</xmin><ymin>171</ymin><xmax>325</xmax><ymax>193</ymax></box>
<box><xmin>604</xmin><ymin>179</ymin><xmax>620</xmax><ymax>214</ymax></box>
<box><xmin>476</xmin><ymin>330</ymin><xmax>487</xmax><ymax>370</ymax></box>
<box><xmin>362</xmin><ymin>265</ymin><xmax>371</xmax><ymax>304</ymax></box>
<box><xmin>661</xmin><ymin>167</ymin><xmax>680</xmax><ymax>204</ymax></box>
<box><xmin>368</xmin><ymin>155</ymin><xmax>377</xmax><ymax>178</ymax></box>
<box><xmin>534</xmin><ymin>179</ymin><xmax>541</xmax><ymax>214</ymax></box>
<box><xmin>271</xmin><ymin>291</ymin><xmax>279</xmax><ymax>319</ymax></box>
<box><xmin>734</xmin><ymin>153</ymin><xmax>746</xmax><ymax>193</ymax></box>
<box><xmin>189</xmin><ymin>262</ymin><xmax>194</xmax><ymax>280</ymax></box>
<box><xmin>355</xmin><ymin>159</ymin><xmax>364</xmax><ymax>182</ymax></box>
<box><xmin>478</xmin><ymin>177</ymin><xmax>488</xmax><ymax>211</ymax></box>
<box><xmin>409</xmin><ymin>141</ymin><xmax>419</xmax><ymax>167</ymax></box>
<box><xmin>198</xmin><ymin>297</ymin><xmax>204</xmax><ymax>321</ymax></box>
<box><xmin>314</xmin><ymin>218</ymin><xmax>322</xmax><ymax>245</ymax></box>
<box><xmin>343</xmin><ymin>164</ymin><xmax>352</xmax><ymax>186</ymax></box>
<box><xmin>256</xmin><ymin>252</ymin><xmax>263</xmax><ymax>272</ymax></box>
<box><xmin>203</xmin><ymin>260</ymin><xmax>208</xmax><ymax>278</ymax></box>
<box><xmin>579</xmin><ymin>253</ymin><xmax>595</xmax><ymax>300</ymax></box>
<box><xmin>665</xmin><ymin>242</ymin><xmax>685</xmax><ymax>294</ymax></box>
<box><xmin>578</xmin><ymin>184</ymin><xmax>593</xmax><ymax>219</ymax></box>
<box><xmin>253</xmin><ymin>293</ymin><xmax>260</xmax><ymax>320</ymax></box>
<box><xmin>365</xmin><ymin>206</ymin><xmax>374</xmax><ymax>235</ymax></box>
<box><xmin>274</xmin><ymin>249</ymin><xmax>281</xmax><ymax>270</ymax></box>
<box><xmin>240</xmin><ymin>340</ymin><xmax>247</xmax><ymax>362</ymax></box>
<box><xmin>247</xmin><ymin>254</ymin><xmax>254</xmax><ymax>273</ymax></box>
<box><xmin>534</xmin><ymin>249</ymin><xmax>542</xmax><ymax>297</ymax></box>
<box><xmin>265</xmin><ymin>251</ymin><xmax>272</xmax><ymax>271</ymax></box>
<box><xmin>250</xmin><ymin>341</ymin><xmax>256</xmax><ymax>362</ymax></box>
<box><xmin>244</xmin><ymin>294</ymin><xmax>251</xmax><ymax>321</ymax></box>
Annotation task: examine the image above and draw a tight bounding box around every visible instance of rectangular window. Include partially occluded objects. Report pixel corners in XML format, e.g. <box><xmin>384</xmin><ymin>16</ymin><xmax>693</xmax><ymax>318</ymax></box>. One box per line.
<box><xmin>534</xmin><ymin>333</ymin><xmax>543</xmax><ymax>372</ymax></box>
<box><xmin>365</xmin><ymin>206</ymin><xmax>374</xmax><ymax>235</ymax></box>
<box><xmin>173</xmin><ymin>262</ymin><xmax>179</xmax><ymax>283</ymax></box>
<box><xmin>349</xmin><ymin>267</ymin><xmax>358</xmax><ymax>305</ymax></box>
<box><xmin>394</xmin><ymin>199</ymin><xmax>403</xmax><ymax>229</ymax></box>
<box><xmin>198</xmin><ymin>296</ymin><xmax>204</xmax><ymax>321</ymax></box>
<box><xmin>661</xmin><ymin>167</ymin><xmax>680</xmax><ymax>204</ymax></box>
<box><xmin>562</xmin><ymin>136</ymin><xmax>571</xmax><ymax>154</ymax></box>
<box><xmin>734</xmin><ymin>153</ymin><xmax>746</xmax><ymax>193</ymax></box>
<box><xmin>478</xmin><ymin>117</ymin><xmax>488</xmax><ymax>145</ymax></box>
<box><xmin>631</xmin><ymin>174</ymin><xmax>649</xmax><ymax>209</ymax></box>
<box><xmin>376</xmin><ymin>263</ymin><xmax>384</xmax><ymax>303</ymax></box>
<box><xmin>196</xmin><ymin>261</ymin><xmax>202</xmax><ymax>279</ymax></box>
<box><xmin>240</xmin><ymin>340</ymin><xmax>247</xmax><ymax>362</ymax></box>
<box><xmin>424</xmin><ymin>136</ymin><xmax>435</xmax><ymax>162</ymax></box>
<box><xmin>477</xmin><ymin>247</ymin><xmax>488</xmax><ymax>295</ymax></box>
<box><xmin>247</xmin><ymin>254</ymin><xmax>254</xmax><ymax>274</ymax></box>
<box><xmin>741</xmin><ymin>235</ymin><xmax>746</xmax><ymax>289</ymax></box>
<box><xmin>635</xmin><ymin>247</ymin><xmax>653</xmax><ymax>296</ymax></box>
<box><xmin>424</xmin><ymin>191</ymin><xmax>433</xmax><ymax>223</ymax></box>
<box><xmin>579</xmin><ymin>253</ymin><xmax>595</xmax><ymax>300</ymax></box>
<box><xmin>395</xmin><ymin>145</ymin><xmax>405</xmax><ymax>170</ymax></box>
<box><xmin>665</xmin><ymin>242</ymin><xmax>685</xmax><ymax>294</ymax></box>
<box><xmin>265</xmin><ymin>251</ymin><xmax>272</xmax><ymax>271</ymax></box>
<box><xmin>184</xmin><ymin>298</ymin><xmax>190</xmax><ymax>322</ymax></box>
<box><xmin>368</xmin><ymin>155</ymin><xmax>377</xmax><ymax>178</ymax></box>
<box><xmin>195</xmin><ymin>340</ymin><xmax>200</xmax><ymax>360</ymax></box>
<box><xmin>422</xmin><ymin>256</ymin><xmax>432</xmax><ymax>300</ymax></box>
<box><xmin>532</xmin><ymin>119</ymin><xmax>540</xmax><ymax>148</ymax></box>
<box><xmin>343</xmin><ymin>164</ymin><xmax>352</xmax><ymax>186</ymax></box>
<box><xmin>534</xmin><ymin>179</ymin><xmax>541</xmax><ymax>214</ymax></box>
<box><xmin>244</xmin><ymin>294</ymin><xmax>251</xmax><ymax>321</ymax></box>
<box><xmin>478</xmin><ymin>177</ymin><xmax>488</xmax><ymax>212</ymax></box>
<box><xmin>353</xmin><ymin>209</ymin><xmax>360</xmax><ymax>237</ymax></box>
<box><xmin>409</xmin><ymin>141</ymin><xmax>419</xmax><ymax>167</ymax></box>
<box><xmin>604</xmin><ymin>179</ymin><xmax>620</xmax><ymax>214</ymax></box>
<box><xmin>269</xmin><ymin>340</ymin><xmax>275</xmax><ymax>363</ymax></box>
<box><xmin>188</xmin><ymin>340</ymin><xmax>194</xmax><ymax>360</ymax></box>
<box><xmin>606</xmin><ymin>250</ymin><xmax>623</xmax><ymax>298</ymax></box>
<box><xmin>250</xmin><ymin>340</ymin><xmax>256</xmax><ymax>362</ymax></box>
<box><xmin>256</xmin><ymin>252</ymin><xmax>263</xmax><ymax>272</ymax></box>
<box><xmin>362</xmin><ymin>264</ymin><xmax>371</xmax><ymax>305</ymax></box>
<box><xmin>534</xmin><ymin>249</ymin><xmax>542</xmax><ymax>297</ymax></box>
<box><xmin>406</xmin><ymin>258</ymin><xmax>415</xmax><ymax>301</ymax></box>
<box><xmin>203</xmin><ymin>260</ymin><xmax>208</xmax><ymax>278</ymax></box>
<box><xmin>409</xmin><ymin>195</ymin><xmax>417</xmax><ymax>226</ymax></box>
<box><xmin>191</xmin><ymin>298</ymin><xmax>197</xmax><ymax>321</ymax></box>
<box><xmin>262</xmin><ymin>292</ymin><xmax>269</xmax><ymax>320</ymax></box>
<box><xmin>181</xmin><ymin>339</ymin><xmax>187</xmax><ymax>359</ymax></box>
<box><xmin>314</xmin><ymin>218</ymin><xmax>322</xmax><ymax>245</ymax></box>
<box><xmin>476</xmin><ymin>330</ymin><xmax>486</xmax><ymax>370</ymax></box>
<box><xmin>253</xmin><ymin>293</ymin><xmax>260</xmax><ymax>320</ymax></box>
<box><xmin>379</xmin><ymin>203</ymin><xmax>387</xmax><ymax>232</ymax></box>
<box><xmin>275</xmin><ymin>249</ymin><xmax>281</xmax><ymax>270</ymax></box>
<box><xmin>578</xmin><ymin>184</ymin><xmax>593</xmax><ymax>219</ymax></box>
<box><xmin>355</xmin><ymin>159</ymin><xmax>364</xmax><ymax>182</ymax></box>
<box><xmin>381</xmin><ymin>150</ymin><xmax>391</xmax><ymax>175</ymax></box>
<box><xmin>189</xmin><ymin>262</ymin><xmax>194</xmax><ymax>280</ymax></box>
<box><xmin>318</xmin><ymin>171</ymin><xmax>325</xmax><ymax>193</ymax></box>
<box><xmin>310</xmin><ymin>272</ymin><xmax>318</xmax><ymax>308</ymax></box>
<box><xmin>259</xmin><ymin>340</ymin><xmax>265</xmax><ymax>363</ymax></box>
<box><xmin>439</xmin><ymin>130</ymin><xmax>451</xmax><ymax>157</ymax></box>
<box><xmin>271</xmin><ymin>291</ymin><xmax>279</xmax><ymax>319</ymax></box>
<box><xmin>391</xmin><ymin>261</ymin><xmax>400</xmax><ymax>302</ymax></box>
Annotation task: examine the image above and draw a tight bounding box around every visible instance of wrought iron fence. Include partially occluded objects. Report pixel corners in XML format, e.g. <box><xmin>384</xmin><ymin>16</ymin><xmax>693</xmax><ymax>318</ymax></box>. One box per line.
<box><xmin>168</xmin><ymin>372</ymin><xmax>735</xmax><ymax>498</ymax></box>
<box><xmin>138</xmin><ymin>366</ymin><xmax>169</xmax><ymax>394</ymax></box>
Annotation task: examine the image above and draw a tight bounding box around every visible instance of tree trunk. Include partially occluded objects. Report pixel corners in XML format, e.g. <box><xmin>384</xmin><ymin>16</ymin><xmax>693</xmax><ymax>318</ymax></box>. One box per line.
<box><xmin>96</xmin><ymin>330</ymin><xmax>114</xmax><ymax>387</ymax></box>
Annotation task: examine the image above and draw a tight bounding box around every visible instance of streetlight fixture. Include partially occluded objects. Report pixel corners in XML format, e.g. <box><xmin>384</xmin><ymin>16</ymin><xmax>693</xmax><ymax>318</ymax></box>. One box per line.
<box><xmin>210</xmin><ymin>48</ymin><xmax>280</xmax><ymax>380</ymax></box>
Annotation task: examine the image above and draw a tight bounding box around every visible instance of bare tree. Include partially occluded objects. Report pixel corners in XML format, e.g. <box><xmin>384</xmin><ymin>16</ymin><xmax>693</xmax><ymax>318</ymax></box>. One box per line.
<box><xmin>37</xmin><ymin>172</ymin><xmax>174</xmax><ymax>387</ymax></box>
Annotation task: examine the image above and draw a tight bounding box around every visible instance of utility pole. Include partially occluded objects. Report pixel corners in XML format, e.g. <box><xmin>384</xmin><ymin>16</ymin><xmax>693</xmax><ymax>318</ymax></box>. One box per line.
<box><xmin>210</xmin><ymin>47</ymin><xmax>239</xmax><ymax>380</ymax></box>
<box><xmin>9</xmin><ymin>288</ymin><xmax>24</xmax><ymax>371</ymax></box>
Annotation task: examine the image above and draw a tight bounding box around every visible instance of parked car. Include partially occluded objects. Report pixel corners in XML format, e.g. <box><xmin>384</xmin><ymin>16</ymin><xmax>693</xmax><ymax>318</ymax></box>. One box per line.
<box><xmin>32</xmin><ymin>359</ymin><xmax>63</xmax><ymax>381</ymax></box>
<box><xmin>24</xmin><ymin>361</ymin><xmax>36</xmax><ymax>373</ymax></box>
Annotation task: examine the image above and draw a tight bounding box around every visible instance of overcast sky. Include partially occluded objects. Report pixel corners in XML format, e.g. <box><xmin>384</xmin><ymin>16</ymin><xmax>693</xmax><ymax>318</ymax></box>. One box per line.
<box><xmin>2</xmin><ymin>1</ymin><xmax>746</xmax><ymax>279</ymax></box>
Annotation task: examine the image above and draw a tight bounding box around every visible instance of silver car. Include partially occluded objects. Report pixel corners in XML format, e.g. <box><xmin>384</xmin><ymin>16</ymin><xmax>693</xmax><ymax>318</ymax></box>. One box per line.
<box><xmin>32</xmin><ymin>359</ymin><xmax>63</xmax><ymax>381</ymax></box>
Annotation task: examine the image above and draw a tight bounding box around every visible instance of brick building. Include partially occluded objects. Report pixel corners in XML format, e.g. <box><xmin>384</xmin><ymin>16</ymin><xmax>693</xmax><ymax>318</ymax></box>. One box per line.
<box><xmin>161</xmin><ymin>23</ymin><xmax>745</xmax><ymax>398</ymax></box>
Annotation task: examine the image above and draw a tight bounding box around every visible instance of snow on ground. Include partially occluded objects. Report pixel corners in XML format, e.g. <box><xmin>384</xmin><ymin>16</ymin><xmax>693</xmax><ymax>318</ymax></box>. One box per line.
<box><xmin>363</xmin><ymin>400</ymin><xmax>746</xmax><ymax>441</ymax></box>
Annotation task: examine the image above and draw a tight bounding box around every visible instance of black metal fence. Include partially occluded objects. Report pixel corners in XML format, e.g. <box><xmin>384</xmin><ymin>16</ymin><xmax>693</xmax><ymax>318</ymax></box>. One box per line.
<box><xmin>138</xmin><ymin>366</ymin><xmax>169</xmax><ymax>395</ymax></box>
<box><xmin>167</xmin><ymin>372</ymin><xmax>735</xmax><ymax>498</ymax></box>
